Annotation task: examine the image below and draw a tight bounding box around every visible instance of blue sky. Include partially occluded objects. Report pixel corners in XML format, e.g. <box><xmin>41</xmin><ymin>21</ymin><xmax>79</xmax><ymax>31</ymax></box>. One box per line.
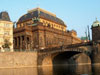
<box><xmin>0</xmin><ymin>0</ymin><xmax>100</xmax><ymax>38</ymax></box>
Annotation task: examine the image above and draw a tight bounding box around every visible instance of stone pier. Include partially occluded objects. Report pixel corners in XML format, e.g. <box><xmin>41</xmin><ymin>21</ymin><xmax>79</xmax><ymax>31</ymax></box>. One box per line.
<box><xmin>91</xmin><ymin>43</ymin><xmax>100</xmax><ymax>64</ymax></box>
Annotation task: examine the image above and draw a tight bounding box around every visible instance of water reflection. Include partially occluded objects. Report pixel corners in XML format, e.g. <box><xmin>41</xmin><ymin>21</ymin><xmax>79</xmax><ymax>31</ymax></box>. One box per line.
<box><xmin>53</xmin><ymin>65</ymin><xmax>77</xmax><ymax>75</ymax></box>
<box><xmin>0</xmin><ymin>65</ymin><xmax>100</xmax><ymax>75</ymax></box>
<box><xmin>0</xmin><ymin>68</ymin><xmax>38</xmax><ymax>75</ymax></box>
<box><xmin>38</xmin><ymin>66</ymin><xmax>53</xmax><ymax>75</ymax></box>
<box><xmin>92</xmin><ymin>65</ymin><xmax>100</xmax><ymax>75</ymax></box>
<box><xmin>76</xmin><ymin>65</ymin><xmax>92</xmax><ymax>75</ymax></box>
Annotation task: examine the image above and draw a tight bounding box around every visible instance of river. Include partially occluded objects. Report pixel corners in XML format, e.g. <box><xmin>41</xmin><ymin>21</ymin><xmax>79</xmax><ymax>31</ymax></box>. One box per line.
<box><xmin>0</xmin><ymin>65</ymin><xmax>100</xmax><ymax>75</ymax></box>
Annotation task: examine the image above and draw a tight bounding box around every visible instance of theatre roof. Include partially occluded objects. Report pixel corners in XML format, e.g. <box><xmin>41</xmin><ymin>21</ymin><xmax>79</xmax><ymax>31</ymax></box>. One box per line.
<box><xmin>17</xmin><ymin>8</ymin><xmax>66</xmax><ymax>26</ymax></box>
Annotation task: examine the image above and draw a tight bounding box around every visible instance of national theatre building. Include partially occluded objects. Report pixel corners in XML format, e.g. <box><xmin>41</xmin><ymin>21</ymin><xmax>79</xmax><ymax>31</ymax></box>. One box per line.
<box><xmin>13</xmin><ymin>7</ymin><xmax>81</xmax><ymax>51</ymax></box>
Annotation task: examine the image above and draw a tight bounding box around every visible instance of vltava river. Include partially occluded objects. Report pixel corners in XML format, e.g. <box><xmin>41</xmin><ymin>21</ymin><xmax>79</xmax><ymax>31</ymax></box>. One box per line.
<box><xmin>0</xmin><ymin>65</ymin><xmax>100</xmax><ymax>75</ymax></box>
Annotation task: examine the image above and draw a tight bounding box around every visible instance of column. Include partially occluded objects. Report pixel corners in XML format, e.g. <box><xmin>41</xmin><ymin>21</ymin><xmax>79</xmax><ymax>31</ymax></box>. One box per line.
<box><xmin>22</xmin><ymin>36</ymin><xmax>25</xmax><ymax>51</ymax></box>
<box><xmin>13</xmin><ymin>37</ymin><xmax>15</xmax><ymax>49</ymax></box>
<box><xmin>24</xmin><ymin>36</ymin><xmax>27</xmax><ymax>51</ymax></box>
<box><xmin>28</xmin><ymin>36</ymin><xmax>31</xmax><ymax>51</ymax></box>
<box><xmin>18</xmin><ymin>37</ymin><xmax>20</xmax><ymax>49</ymax></box>
<box><xmin>17</xmin><ymin>37</ymin><xmax>19</xmax><ymax>49</ymax></box>
<box><xmin>20</xmin><ymin>36</ymin><xmax>22</xmax><ymax>51</ymax></box>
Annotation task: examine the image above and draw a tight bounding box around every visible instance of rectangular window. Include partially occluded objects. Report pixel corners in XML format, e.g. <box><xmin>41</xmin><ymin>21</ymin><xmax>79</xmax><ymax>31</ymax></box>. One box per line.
<box><xmin>4</xmin><ymin>24</ymin><xmax>9</xmax><ymax>27</ymax></box>
<box><xmin>4</xmin><ymin>31</ymin><xmax>9</xmax><ymax>35</ymax></box>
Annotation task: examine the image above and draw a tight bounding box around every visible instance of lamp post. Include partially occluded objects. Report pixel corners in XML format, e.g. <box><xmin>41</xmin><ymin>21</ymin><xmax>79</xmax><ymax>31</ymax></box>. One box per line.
<box><xmin>13</xmin><ymin>21</ymin><xmax>16</xmax><ymax>28</ymax></box>
<box><xmin>87</xmin><ymin>25</ymin><xmax>90</xmax><ymax>41</ymax></box>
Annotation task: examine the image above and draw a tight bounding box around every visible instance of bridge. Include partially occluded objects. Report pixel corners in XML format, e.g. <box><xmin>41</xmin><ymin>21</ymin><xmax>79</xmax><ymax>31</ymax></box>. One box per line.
<box><xmin>0</xmin><ymin>41</ymin><xmax>99</xmax><ymax>68</ymax></box>
<box><xmin>37</xmin><ymin>42</ymin><xmax>98</xmax><ymax>66</ymax></box>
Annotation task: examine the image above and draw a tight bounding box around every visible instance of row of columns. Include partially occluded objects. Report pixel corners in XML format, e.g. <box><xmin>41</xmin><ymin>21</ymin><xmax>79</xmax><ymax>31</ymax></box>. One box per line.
<box><xmin>14</xmin><ymin>35</ymin><xmax>31</xmax><ymax>51</ymax></box>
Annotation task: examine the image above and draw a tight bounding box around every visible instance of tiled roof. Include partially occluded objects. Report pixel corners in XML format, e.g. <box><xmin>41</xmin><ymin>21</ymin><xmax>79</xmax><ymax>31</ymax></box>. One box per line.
<box><xmin>0</xmin><ymin>11</ymin><xmax>11</xmax><ymax>21</ymax></box>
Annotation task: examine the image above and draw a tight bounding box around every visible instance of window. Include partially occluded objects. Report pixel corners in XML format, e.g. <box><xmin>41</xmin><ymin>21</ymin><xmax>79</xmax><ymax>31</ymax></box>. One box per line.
<box><xmin>48</xmin><ymin>24</ymin><xmax>50</xmax><ymax>27</ymax></box>
<box><xmin>4</xmin><ymin>24</ymin><xmax>9</xmax><ymax>27</ymax></box>
<box><xmin>4</xmin><ymin>31</ymin><xmax>9</xmax><ymax>35</ymax></box>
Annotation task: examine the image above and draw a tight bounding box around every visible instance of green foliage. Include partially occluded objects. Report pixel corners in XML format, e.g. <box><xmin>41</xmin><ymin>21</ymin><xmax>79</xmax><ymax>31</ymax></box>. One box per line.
<box><xmin>2</xmin><ymin>39</ymin><xmax>12</xmax><ymax>48</ymax></box>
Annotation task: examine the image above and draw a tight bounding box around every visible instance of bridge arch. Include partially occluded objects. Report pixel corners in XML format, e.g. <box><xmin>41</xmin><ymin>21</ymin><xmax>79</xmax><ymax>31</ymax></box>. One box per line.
<box><xmin>37</xmin><ymin>45</ymin><xmax>92</xmax><ymax>66</ymax></box>
<box><xmin>52</xmin><ymin>51</ymin><xmax>91</xmax><ymax>65</ymax></box>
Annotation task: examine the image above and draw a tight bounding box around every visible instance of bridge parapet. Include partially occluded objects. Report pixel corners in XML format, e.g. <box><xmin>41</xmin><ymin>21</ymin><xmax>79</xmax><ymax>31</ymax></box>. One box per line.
<box><xmin>37</xmin><ymin>46</ymin><xmax>92</xmax><ymax>56</ymax></box>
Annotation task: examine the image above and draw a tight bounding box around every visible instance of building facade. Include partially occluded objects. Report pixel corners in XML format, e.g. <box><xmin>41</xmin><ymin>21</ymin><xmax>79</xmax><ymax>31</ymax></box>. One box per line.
<box><xmin>13</xmin><ymin>8</ymin><xmax>81</xmax><ymax>51</ymax></box>
<box><xmin>0</xmin><ymin>12</ymin><xmax>13</xmax><ymax>52</ymax></box>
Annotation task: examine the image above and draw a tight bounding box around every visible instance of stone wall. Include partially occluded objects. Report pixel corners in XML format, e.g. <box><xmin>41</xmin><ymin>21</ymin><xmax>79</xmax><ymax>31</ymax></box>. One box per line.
<box><xmin>0</xmin><ymin>52</ymin><xmax>37</xmax><ymax>68</ymax></box>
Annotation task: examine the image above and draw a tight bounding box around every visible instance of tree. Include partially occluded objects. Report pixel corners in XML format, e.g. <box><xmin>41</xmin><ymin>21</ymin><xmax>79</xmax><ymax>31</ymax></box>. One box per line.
<box><xmin>2</xmin><ymin>39</ymin><xmax>12</xmax><ymax>48</ymax></box>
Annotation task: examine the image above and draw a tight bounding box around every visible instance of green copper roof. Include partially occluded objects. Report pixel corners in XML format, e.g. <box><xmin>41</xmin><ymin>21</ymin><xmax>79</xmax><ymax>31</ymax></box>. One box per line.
<box><xmin>92</xmin><ymin>18</ymin><xmax>100</xmax><ymax>27</ymax></box>
<box><xmin>81</xmin><ymin>37</ymin><xmax>88</xmax><ymax>40</ymax></box>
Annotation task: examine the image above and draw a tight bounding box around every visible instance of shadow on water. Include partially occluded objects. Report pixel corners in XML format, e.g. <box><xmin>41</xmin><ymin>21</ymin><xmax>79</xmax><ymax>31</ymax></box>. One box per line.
<box><xmin>53</xmin><ymin>65</ymin><xmax>77</xmax><ymax>75</ymax></box>
<box><xmin>0</xmin><ymin>65</ymin><xmax>100</xmax><ymax>75</ymax></box>
<box><xmin>53</xmin><ymin>64</ymin><xmax>100</xmax><ymax>75</ymax></box>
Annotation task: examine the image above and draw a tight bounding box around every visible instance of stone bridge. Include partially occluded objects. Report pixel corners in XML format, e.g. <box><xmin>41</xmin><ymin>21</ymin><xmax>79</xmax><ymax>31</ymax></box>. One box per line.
<box><xmin>37</xmin><ymin>42</ymin><xmax>94</xmax><ymax>66</ymax></box>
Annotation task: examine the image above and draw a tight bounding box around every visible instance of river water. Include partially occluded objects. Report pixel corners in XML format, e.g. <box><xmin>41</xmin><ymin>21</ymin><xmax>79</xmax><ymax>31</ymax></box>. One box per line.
<box><xmin>0</xmin><ymin>65</ymin><xmax>100</xmax><ymax>75</ymax></box>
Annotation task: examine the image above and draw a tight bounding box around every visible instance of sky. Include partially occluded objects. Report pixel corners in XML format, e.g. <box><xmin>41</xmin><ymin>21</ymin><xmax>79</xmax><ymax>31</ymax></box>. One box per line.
<box><xmin>0</xmin><ymin>0</ymin><xmax>100</xmax><ymax>38</ymax></box>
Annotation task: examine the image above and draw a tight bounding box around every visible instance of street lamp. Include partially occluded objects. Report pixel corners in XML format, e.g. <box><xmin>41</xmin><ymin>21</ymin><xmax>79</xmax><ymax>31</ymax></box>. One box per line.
<box><xmin>13</xmin><ymin>21</ymin><xmax>16</xmax><ymax>28</ymax></box>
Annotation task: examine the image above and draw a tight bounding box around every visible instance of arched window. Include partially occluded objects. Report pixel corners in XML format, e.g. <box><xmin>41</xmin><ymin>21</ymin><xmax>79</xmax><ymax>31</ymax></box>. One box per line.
<box><xmin>48</xmin><ymin>24</ymin><xmax>50</xmax><ymax>27</ymax></box>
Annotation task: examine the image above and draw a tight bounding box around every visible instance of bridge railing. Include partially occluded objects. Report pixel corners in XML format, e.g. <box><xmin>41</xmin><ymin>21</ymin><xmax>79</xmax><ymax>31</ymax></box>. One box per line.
<box><xmin>66</xmin><ymin>42</ymin><xmax>93</xmax><ymax>48</ymax></box>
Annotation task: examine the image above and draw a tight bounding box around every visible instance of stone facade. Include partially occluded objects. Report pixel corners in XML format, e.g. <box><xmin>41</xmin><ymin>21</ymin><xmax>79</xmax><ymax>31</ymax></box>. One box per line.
<box><xmin>92</xmin><ymin>26</ymin><xmax>100</xmax><ymax>42</ymax></box>
<box><xmin>14</xmin><ymin>24</ymin><xmax>81</xmax><ymax>51</ymax></box>
<box><xmin>13</xmin><ymin>8</ymin><xmax>81</xmax><ymax>51</ymax></box>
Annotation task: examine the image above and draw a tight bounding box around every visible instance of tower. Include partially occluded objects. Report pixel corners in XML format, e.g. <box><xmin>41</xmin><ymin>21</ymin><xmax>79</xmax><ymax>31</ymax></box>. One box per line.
<box><xmin>91</xmin><ymin>18</ymin><xmax>100</xmax><ymax>64</ymax></box>
<box><xmin>91</xmin><ymin>18</ymin><xmax>100</xmax><ymax>42</ymax></box>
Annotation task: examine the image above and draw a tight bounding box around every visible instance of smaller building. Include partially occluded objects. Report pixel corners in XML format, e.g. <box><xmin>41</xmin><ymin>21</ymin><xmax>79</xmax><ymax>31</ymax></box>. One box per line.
<box><xmin>0</xmin><ymin>11</ymin><xmax>13</xmax><ymax>52</ymax></box>
<box><xmin>81</xmin><ymin>37</ymin><xmax>89</xmax><ymax>42</ymax></box>
<box><xmin>91</xmin><ymin>18</ymin><xmax>100</xmax><ymax>42</ymax></box>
